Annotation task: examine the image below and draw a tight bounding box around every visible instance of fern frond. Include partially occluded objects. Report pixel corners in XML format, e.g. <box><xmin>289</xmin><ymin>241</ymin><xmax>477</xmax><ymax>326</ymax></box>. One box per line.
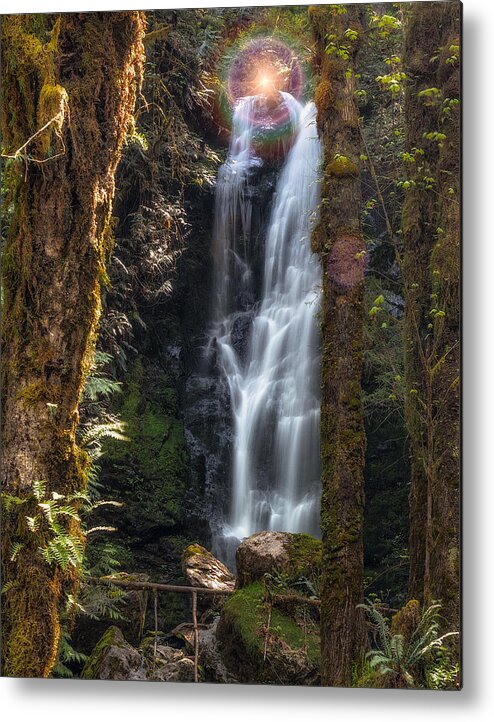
<box><xmin>32</xmin><ymin>480</ymin><xmax>46</xmax><ymax>501</ymax></box>
<box><xmin>55</xmin><ymin>505</ymin><xmax>81</xmax><ymax>521</ymax></box>
<box><xmin>26</xmin><ymin>515</ymin><xmax>40</xmax><ymax>532</ymax></box>
<box><xmin>38</xmin><ymin>501</ymin><xmax>54</xmax><ymax>522</ymax></box>
<box><xmin>1</xmin><ymin>493</ymin><xmax>28</xmax><ymax>513</ymax></box>
<box><xmin>86</xmin><ymin>526</ymin><xmax>118</xmax><ymax>535</ymax></box>
<box><xmin>9</xmin><ymin>541</ymin><xmax>24</xmax><ymax>561</ymax></box>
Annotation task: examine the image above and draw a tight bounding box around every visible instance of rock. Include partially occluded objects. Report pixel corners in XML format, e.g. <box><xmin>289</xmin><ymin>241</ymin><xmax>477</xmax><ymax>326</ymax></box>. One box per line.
<box><xmin>81</xmin><ymin>626</ymin><xmax>146</xmax><ymax>681</ymax></box>
<box><xmin>82</xmin><ymin>626</ymin><xmax>196</xmax><ymax>682</ymax></box>
<box><xmin>150</xmin><ymin>655</ymin><xmax>195</xmax><ymax>682</ymax></box>
<box><xmin>182</xmin><ymin>543</ymin><xmax>235</xmax><ymax>591</ymax></box>
<box><xmin>230</xmin><ymin>312</ymin><xmax>254</xmax><ymax>362</ymax></box>
<box><xmin>236</xmin><ymin>531</ymin><xmax>322</xmax><ymax>588</ymax></box>
<box><xmin>198</xmin><ymin>617</ymin><xmax>238</xmax><ymax>684</ymax></box>
<box><xmin>145</xmin><ymin>645</ymin><xmax>195</xmax><ymax>682</ymax></box>
<box><xmin>216</xmin><ymin>582</ymin><xmax>320</xmax><ymax>685</ymax></box>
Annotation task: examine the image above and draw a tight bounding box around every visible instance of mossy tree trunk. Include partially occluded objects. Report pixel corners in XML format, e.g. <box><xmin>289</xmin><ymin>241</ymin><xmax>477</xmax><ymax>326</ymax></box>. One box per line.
<box><xmin>1</xmin><ymin>12</ymin><xmax>145</xmax><ymax>677</ymax></box>
<box><xmin>310</xmin><ymin>4</ymin><xmax>366</xmax><ymax>687</ymax></box>
<box><xmin>401</xmin><ymin>1</ymin><xmax>460</xmax><ymax>628</ymax></box>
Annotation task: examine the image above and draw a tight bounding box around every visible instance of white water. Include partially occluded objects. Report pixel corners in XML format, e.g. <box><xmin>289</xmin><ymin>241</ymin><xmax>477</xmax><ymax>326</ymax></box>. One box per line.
<box><xmin>209</xmin><ymin>93</ymin><xmax>322</xmax><ymax>558</ymax></box>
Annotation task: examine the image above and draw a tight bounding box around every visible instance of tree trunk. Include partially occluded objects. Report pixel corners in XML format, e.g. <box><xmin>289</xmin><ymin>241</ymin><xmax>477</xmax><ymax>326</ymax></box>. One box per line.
<box><xmin>310</xmin><ymin>4</ymin><xmax>366</xmax><ymax>687</ymax></box>
<box><xmin>1</xmin><ymin>11</ymin><xmax>145</xmax><ymax>677</ymax></box>
<box><xmin>401</xmin><ymin>1</ymin><xmax>460</xmax><ymax>628</ymax></box>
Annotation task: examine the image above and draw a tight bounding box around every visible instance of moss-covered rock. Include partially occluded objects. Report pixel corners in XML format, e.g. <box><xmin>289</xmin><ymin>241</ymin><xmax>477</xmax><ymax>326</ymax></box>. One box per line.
<box><xmin>236</xmin><ymin>531</ymin><xmax>322</xmax><ymax>588</ymax></box>
<box><xmin>81</xmin><ymin>626</ymin><xmax>145</xmax><ymax>680</ymax></box>
<box><xmin>391</xmin><ymin>599</ymin><xmax>421</xmax><ymax>643</ymax></box>
<box><xmin>82</xmin><ymin>625</ymin><xmax>195</xmax><ymax>682</ymax></box>
<box><xmin>216</xmin><ymin>582</ymin><xmax>320</xmax><ymax>685</ymax></box>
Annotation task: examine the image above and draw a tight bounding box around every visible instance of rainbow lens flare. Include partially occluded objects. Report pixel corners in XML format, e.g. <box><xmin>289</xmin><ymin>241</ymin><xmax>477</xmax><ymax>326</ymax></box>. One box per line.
<box><xmin>215</xmin><ymin>34</ymin><xmax>309</xmax><ymax>155</ymax></box>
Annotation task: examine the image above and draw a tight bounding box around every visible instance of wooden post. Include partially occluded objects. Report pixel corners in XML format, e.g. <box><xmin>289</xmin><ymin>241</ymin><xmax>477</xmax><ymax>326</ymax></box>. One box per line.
<box><xmin>153</xmin><ymin>590</ymin><xmax>158</xmax><ymax>660</ymax></box>
<box><xmin>191</xmin><ymin>590</ymin><xmax>199</xmax><ymax>683</ymax></box>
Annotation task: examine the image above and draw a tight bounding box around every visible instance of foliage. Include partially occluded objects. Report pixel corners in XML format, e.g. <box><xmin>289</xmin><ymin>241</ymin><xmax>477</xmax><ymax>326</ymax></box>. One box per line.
<box><xmin>3</xmin><ymin>479</ymin><xmax>86</xmax><ymax>571</ymax></box>
<box><xmin>358</xmin><ymin>599</ymin><xmax>459</xmax><ymax>688</ymax></box>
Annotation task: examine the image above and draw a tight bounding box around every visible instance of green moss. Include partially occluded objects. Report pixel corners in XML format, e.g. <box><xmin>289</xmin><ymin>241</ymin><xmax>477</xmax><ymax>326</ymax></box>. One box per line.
<box><xmin>326</xmin><ymin>155</ymin><xmax>359</xmax><ymax>178</ymax></box>
<box><xmin>288</xmin><ymin>534</ymin><xmax>322</xmax><ymax>579</ymax></box>
<box><xmin>391</xmin><ymin>599</ymin><xmax>421</xmax><ymax>641</ymax></box>
<box><xmin>222</xmin><ymin>582</ymin><xmax>320</xmax><ymax>669</ymax></box>
<box><xmin>104</xmin><ymin>359</ymin><xmax>187</xmax><ymax>529</ymax></box>
<box><xmin>182</xmin><ymin>543</ymin><xmax>207</xmax><ymax>560</ymax></box>
<box><xmin>81</xmin><ymin>626</ymin><xmax>129</xmax><ymax>680</ymax></box>
<box><xmin>15</xmin><ymin>379</ymin><xmax>65</xmax><ymax>407</ymax></box>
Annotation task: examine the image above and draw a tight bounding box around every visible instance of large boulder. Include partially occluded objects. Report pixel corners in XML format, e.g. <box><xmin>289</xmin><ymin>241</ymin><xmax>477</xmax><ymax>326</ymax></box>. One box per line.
<box><xmin>236</xmin><ymin>531</ymin><xmax>322</xmax><ymax>588</ymax></box>
<box><xmin>216</xmin><ymin>582</ymin><xmax>320</xmax><ymax>685</ymax></box>
<box><xmin>212</xmin><ymin>532</ymin><xmax>322</xmax><ymax>685</ymax></box>
<box><xmin>182</xmin><ymin>543</ymin><xmax>235</xmax><ymax>591</ymax></box>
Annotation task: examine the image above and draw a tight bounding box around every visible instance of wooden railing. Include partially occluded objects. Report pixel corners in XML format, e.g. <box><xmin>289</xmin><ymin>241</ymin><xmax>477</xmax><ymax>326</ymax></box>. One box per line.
<box><xmin>90</xmin><ymin>576</ymin><xmax>321</xmax><ymax>682</ymax></box>
<box><xmin>90</xmin><ymin>576</ymin><xmax>234</xmax><ymax>682</ymax></box>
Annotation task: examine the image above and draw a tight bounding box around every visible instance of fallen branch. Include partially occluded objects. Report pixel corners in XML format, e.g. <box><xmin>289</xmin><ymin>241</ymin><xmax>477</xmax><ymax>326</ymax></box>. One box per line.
<box><xmin>271</xmin><ymin>593</ymin><xmax>321</xmax><ymax>608</ymax></box>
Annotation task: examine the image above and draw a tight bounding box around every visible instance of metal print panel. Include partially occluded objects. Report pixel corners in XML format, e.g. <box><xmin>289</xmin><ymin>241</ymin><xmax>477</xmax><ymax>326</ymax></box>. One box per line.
<box><xmin>0</xmin><ymin>2</ymin><xmax>461</xmax><ymax>688</ymax></box>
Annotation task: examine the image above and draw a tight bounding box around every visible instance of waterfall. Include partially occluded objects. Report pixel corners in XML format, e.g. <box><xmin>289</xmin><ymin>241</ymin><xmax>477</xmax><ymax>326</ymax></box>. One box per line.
<box><xmin>208</xmin><ymin>93</ymin><xmax>322</xmax><ymax>563</ymax></box>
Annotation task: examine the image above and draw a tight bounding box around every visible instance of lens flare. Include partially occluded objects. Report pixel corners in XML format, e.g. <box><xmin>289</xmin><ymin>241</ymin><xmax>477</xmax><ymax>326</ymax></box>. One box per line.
<box><xmin>214</xmin><ymin>34</ymin><xmax>310</xmax><ymax>155</ymax></box>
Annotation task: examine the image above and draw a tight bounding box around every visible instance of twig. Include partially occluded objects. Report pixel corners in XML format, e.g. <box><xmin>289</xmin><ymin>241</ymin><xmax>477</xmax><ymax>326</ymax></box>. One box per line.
<box><xmin>364</xmin><ymin>561</ymin><xmax>408</xmax><ymax>590</ymax></box>
<box><xmin>2</xmin><ymin>112</ymin><xmax>66</xmax><ymax>165</ymax></box>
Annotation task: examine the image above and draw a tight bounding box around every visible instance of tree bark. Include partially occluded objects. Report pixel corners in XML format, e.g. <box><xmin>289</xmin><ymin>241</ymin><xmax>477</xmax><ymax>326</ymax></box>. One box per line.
<box><xmin>1</xmin><ymin>11</ymin><xmax>145</xmax><ymax>677</ymax></box>
<box><xmin>401</xmin><ymin>1</ymin><xmax>461</xmax><ymax>629</ymax></box>
<box><xmin>310</xmin><ymin>4</ymin><xmax>366</xmax><ymax>687</ymax></box>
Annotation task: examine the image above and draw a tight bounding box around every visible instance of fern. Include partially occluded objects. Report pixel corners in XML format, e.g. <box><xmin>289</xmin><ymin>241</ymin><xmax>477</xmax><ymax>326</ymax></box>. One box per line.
<box><xmin>1</xmin><ymin>580</ymin><xmax>18</xmax><ymax>595</ymax></box>
<box><xmin>32</xmin><ymin>479</ymin><xmax>46</xmax><ymax>501</ymax></box>
<box><xmin>52</xmin><ymin>628</ymin><xmax>88</xmax><ymax>679</ymax></box>
<box><xmin>9</xmin><ymin>541</ymin><xmax>24</xmax><ymax>561</ymax></box>
<box><xmin>359</xmin><ymin>598</ymin><xmax>459</xmax><ymax>688</ymax></box>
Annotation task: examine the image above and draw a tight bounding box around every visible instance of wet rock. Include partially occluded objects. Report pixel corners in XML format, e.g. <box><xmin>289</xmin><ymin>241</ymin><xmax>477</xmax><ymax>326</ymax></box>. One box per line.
<box><xmin>198</xmin><ymin>617</ymin><xmax>238</xmax><ymax>684</ymax></box>
<box><xmin>230</xmin><ymin>312</ymin><xmax>254</xmax><ymax>362</ymax></box>
<box><xmin>236</xmin><ymin>531</ymin><xmax>322</xmax><ymax>588</ymax></box>
<box><xmin>150</xmin><ymin>656</ymin><xmax>195</xmax><ymax>682</ymax></box>
<box><xmin>182</xmin><ymin>543</ymin><xmax>235</xmax><ymax>591</ymax></box>
<box><xmin>142</xmin><ymin>641</ymin><xmax>195</xmax><ymax>682</ymax></box>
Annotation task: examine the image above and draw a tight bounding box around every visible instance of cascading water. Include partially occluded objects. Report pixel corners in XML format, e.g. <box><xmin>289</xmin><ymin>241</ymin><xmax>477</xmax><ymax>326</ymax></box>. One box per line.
<box><xmin>206</xmin><ymin>92</ymin><xmax>322</xmax><ymax>565</ymax></box>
